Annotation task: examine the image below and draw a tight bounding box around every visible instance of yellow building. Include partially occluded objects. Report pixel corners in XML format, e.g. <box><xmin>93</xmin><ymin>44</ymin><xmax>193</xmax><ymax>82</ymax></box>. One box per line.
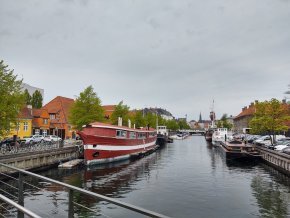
<box><xmin>8</xmin><ymin>107</ymin><xmax>33</xmax><ymax>139</ymax></box>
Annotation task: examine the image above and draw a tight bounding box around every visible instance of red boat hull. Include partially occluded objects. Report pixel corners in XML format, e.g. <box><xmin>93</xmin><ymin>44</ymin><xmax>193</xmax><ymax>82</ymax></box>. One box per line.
<box><xmin>78</xmin><ymin>123</ymin><xmax>157</xmax><ymax>165</ymax></box>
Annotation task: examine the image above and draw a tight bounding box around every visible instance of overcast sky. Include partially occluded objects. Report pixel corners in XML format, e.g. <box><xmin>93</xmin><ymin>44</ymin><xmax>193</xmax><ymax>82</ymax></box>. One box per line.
<box><xmin>1</xmin><ymin>0</ymin><xmax>289</xmax><ymax>121</ymax></box>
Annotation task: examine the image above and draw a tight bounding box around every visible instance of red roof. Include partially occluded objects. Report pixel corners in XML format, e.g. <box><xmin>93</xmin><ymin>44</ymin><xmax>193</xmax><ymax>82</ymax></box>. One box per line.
<box><xmin>234</xmin><ymin>105</ymin><xmax>256</xmax><ymax>120</ymax></box>
<box><xmin>42</xmin><ymin>96</ymin><xmax>74</xmax><ymax>124</ymax></box>
<box><xmin>18</xmin><ymin>107</ymin><xmax>33</xmax><ymax>119</ymax></box>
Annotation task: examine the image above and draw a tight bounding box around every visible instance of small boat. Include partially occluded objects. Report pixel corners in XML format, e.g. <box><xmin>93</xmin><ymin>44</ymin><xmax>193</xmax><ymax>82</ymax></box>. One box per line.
<box><xmin>212</xmin><ymin>128</ymin><xmax>233</xmax><ymax>145</ymax></box>
<box><xmin>170</xmin><ymin>132</ymin><xmax>189</xmax><ymax>140</ymax></box>
<box><xmin>205</xmin><ymin>128</ymin><xmax>215</xmax><ymax>142</ymax></box>
<box><xmin>156</xmin><ymin>126</ymin><xmax>168</xmax><ymax>147</ymax></box>
<box><xmin>219</xmin><ymin>140</ymin><xmax>262</xmax><ymax>160</ymax></box>
<box><xmin>78</xmin><ymin>122</ymin><xmax>158</xmax><ymax>165</ymax></box>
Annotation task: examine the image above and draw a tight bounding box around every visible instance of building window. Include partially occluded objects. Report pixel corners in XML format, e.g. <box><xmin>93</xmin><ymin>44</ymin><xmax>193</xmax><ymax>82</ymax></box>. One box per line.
<box><xmin>50</xmin><ymin>114</ymin><xmax>56</xmax><ymax>120</ymax></box>
<box><xmin>43</xmin><ymin>119</ymin><xmax>48</xmax><ymax>124</ymax></box>
<box><xmin>35</xmin><ymin>129</ymin><xmax>40</xmax><ymax>135</ymax></box>
<box><xmin>15</xmin><ymin>122</ymin><xmax>20</xmax><ymax>131</ymax></box>
<box><xmin>23</xmin><ymin>122</ymin><xmax>28</xmax><ymax>131</ymax></box>
<box><xmin>43</xmin><ymin>130</ymin><xmax>47</xmax><ymax>136</ymax></box>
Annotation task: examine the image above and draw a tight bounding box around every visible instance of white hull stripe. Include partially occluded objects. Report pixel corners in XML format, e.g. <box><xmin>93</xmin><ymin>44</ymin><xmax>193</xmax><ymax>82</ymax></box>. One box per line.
<box><xmin>84</xmin><ymin>141</ymin><xmax>156</xmax><ymax>151</ymax></box>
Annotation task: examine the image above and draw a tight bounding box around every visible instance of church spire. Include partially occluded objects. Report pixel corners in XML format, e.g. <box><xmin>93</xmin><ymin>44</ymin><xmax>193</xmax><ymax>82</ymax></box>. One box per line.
<box><xmin>199</xmin><ymin>112</ymin><xmax>202</xmax><ymax>122</ymax></box>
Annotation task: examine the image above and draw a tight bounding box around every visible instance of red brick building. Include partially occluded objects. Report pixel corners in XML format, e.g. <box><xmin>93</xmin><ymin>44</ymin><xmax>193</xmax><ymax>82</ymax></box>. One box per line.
<box><xmin>32</xmin><ymin>108</ymin><xmax>50</xmax><ymax>136</ymax></box>
<box><xmin>42</xmin><ymin>96</ymin><xmax>75</xmax><ymax>139</ymax></box>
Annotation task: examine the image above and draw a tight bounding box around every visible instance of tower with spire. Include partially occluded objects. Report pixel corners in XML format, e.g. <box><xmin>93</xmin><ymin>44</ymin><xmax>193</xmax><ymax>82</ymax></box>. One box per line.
<box><xmin>199</xmin><ymin>112</ymin><xmax>202</xmax><ymax>123</ymax></box>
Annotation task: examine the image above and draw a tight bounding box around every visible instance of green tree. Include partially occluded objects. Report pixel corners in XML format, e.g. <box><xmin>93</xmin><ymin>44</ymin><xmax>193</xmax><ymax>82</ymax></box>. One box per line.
<box><xmin>0</xmin><ymin>60</ymin><xmax>24</xmax><ymax>138</ymax></box>
<box><xmin>249</xmin><ymin>98</ymin><xmax>290</xmax><ymax>144</ymax></box>
<box><xmin>31</xmin><ymin>90</ymin><xmax>43</xmax><ymax>108</ymax></box>
<box><xmin>144</xmin><ymin>112</ymin><xmax>156</xmax><ymax>128</ymax></box>
<box><xmin>69</xmin><ymin>86</ymin><xmax>104</xmax><ymax>130</ymax></box>
<box><xmin>132</xmin><ymin>110</ymin><xmax>146</xmax><ymax>128</ymax></box>
<box><xmin>166</xmin><ymin>119</ymin><xmax>179</xmax><ymax>131</ymax></box>
<box><xmin>217</xmin><ymin>114</ymin><xmax>233</xmax><ymax>129</ymax></box>
<box><xmin>178</xmin><ymin>119</ymin><xmax>190</xmax><ymax>130</ymax></box>
<box><xmin>23</xmin><ymin>89</ymin><xmax>32</xmax><ymax>105</ymax></box>
<box><xmin>110</xmin><ymin>101</ymin><xmax>130</xmax><ymax>126</ymax></box>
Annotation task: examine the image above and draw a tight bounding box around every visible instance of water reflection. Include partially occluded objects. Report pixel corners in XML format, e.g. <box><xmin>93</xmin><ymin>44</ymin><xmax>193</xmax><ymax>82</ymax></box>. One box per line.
<box><xmin>251</xmin><ymin>175</ymin><xmax>289</xmax><ymax>218</ymax></box>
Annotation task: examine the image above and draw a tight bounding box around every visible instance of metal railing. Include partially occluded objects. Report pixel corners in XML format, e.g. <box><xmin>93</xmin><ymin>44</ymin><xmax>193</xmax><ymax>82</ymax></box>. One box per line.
<box><xmin>0</xmin><ymin>163</ymin><xmax>169</xmax><ymax>218</ymax></box>
<box><xmin>0</xmin><ymin>193</ymin><xmax>41</xmax><ymax>218</ymax></box>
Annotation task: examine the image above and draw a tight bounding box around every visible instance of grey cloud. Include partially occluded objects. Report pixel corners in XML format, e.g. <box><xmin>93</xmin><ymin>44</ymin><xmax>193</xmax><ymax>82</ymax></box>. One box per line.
<box><xmin>0</xmin><ymin>0</ymin><xmax>290</xmax><ymax>120</ymax></box>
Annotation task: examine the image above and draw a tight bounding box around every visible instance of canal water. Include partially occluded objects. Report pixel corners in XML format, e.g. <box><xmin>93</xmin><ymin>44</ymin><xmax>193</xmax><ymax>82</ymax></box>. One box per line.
<box><xmin>3</xmin><ymin>136</ymin><xmax>290</xmax><ymax>217</ymax></box>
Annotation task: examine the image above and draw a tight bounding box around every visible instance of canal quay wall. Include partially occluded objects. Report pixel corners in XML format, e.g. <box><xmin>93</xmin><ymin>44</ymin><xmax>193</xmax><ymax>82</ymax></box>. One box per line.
<box><xmin>256</xmin><ymin>146</ymin><xmax>290</xmax><ymax>176</ymax></box>
<box><xmin>0</xmin><ymin>146</ymin><xmax>80</xmax><ymax>174</ymax></box>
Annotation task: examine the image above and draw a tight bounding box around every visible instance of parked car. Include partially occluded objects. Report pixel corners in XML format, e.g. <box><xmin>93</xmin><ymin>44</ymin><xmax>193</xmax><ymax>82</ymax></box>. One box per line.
<box><xmin>247</xmin><ymin>135</ymin><xmax>261</xmax><ymax>143</ymax></box>
<box><xmin>253</xmin><ymin>135</ymin><xmax>271</xmax><ymax>146</ymax></box>
<box><xmin>274</xmin><ymin>141</ymin><xmax>290</xmax><ymax>151</ymax></box>
<box><xmin>267</xmin><ymin>138</ymin><xmax>290</xmax><ymax>150</ymax></box>
<box><xmin>282</xmin><ymin>147</ymin><xmax>290</xmax><ymax>155</ymax></box>
<box><xmin>44</xmin><ymin>135</ymin><xmax>62</xmax><ymax>143</ymax></box>
<box><xmin>25</xmin><ymin>135</ymin><xmax>44</xmax><ymax>144</ymax></box>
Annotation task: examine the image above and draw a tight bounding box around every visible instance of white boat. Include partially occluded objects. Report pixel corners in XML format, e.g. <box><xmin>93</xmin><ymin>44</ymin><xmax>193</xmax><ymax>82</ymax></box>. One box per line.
<box><xmin>212</xmin><ymin>128</ymin><xmax>233</xmax><ymax>145</ymax></box>
<box><xmin>170</xmin><ymin>132</ymin><xmax>189</xmax><ymax>140</ymax></box>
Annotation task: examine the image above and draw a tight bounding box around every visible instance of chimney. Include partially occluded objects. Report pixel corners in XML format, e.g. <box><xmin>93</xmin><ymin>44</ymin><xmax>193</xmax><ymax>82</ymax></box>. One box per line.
<box><xmin>282</xmin><ymin>99</ymin><xmax>286</xmax><ymax>104</ymax></box>
<box><xmin>128</xmin><ymin>119</ymin><xmax>131</xmax><ymax>128</ymax></box>
<box><xmin>27</xmin><ymin>105</ymin><xmax>33</xmax><ymax>115</ymax></box>
<box><xmin>255</xmin><ymin>100</ymin><xmax>258</xmax><ymax>104</ymax></box>
<box><xmin>242</xmin><ymin>106</ymin><xmax>247</xmax><ymax>112</ymax></box>
<box><xmin>118</xmin><ymin>117</ymin><xmax>123</xmax><ymax>126</ymax></box>
<box><xmin>250</xmin><ymin>102</ymin><xmax>254</xmax><ymax>107</ymax></box>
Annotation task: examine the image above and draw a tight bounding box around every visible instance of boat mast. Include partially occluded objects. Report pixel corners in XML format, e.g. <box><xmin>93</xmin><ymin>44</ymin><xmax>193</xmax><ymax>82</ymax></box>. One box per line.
<box><xmin>210</xmin><ymin>99</ymin><xmax>215</xmax><ymax>128</ymax></box>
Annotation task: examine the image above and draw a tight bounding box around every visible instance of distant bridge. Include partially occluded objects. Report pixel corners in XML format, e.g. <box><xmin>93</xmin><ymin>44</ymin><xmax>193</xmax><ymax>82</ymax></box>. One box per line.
<box><xmin>180</xmin><ymin>130</ymin><xmax>206</xmax><ymax>135</ymax></box>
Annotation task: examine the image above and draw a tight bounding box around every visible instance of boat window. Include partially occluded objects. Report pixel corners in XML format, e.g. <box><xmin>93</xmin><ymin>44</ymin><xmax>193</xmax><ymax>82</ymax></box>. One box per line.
<box><xmin>149</xmin><ymin>132</ymin><xmax>156</xmax><ymax>137</ymax></box>
<box><xmin>116</xmin><ymin>130</ymin><xmax>127</xmax><ymax>138</ymax></box>
<box><xmin>137</xmin><ymin>133</ymin><xmax>146</xmax><ymax>139</ymax></box>
<box><xmin>129</xmin><ymin>132</ymin><xmax>136</xmax><ymax>139</ymax></box>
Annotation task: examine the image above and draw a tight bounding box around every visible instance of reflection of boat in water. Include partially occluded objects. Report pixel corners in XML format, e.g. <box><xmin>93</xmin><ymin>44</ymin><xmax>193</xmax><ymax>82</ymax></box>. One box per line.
<box><xmin>83</xmin><ymin>152</ymin><xmax>159</xmax><ymax>197</ymax></box>
<box><xmin>78</xmin><ymin>122</ymin><xmax>158</xmax><ymax>165</ymax></box>
<box><xmin>219</xmin><ymin>140</ymin><xmax>262</xmax><ymax>161</ymax></box>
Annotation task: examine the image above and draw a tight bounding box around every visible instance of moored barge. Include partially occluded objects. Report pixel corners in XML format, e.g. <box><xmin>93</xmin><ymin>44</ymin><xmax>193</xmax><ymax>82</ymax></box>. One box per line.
<box><xmin>78</xmin><ymin>122</ymin><xmax>158</xmax><ymax>165</ymax></box>
<box><xmin>219</xmin><ymin>140</ymin><xmax>262</xmax><ymax>161</ymax></box>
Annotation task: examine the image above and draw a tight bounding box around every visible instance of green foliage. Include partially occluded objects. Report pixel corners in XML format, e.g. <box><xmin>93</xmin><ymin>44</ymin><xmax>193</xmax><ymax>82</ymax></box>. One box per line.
<box><xmin>0</xmin><ymin>60</ymin><xmax>24</xmax><ymax>138</ymax></box>
<box><xmin>178</xmin><ymin>119</ymin><xmax>190</xmax><ymax>130</ymax></box>
<box><xmin>216</xmin><ymin>113</ymin><xmax>233</xmax><ymax>129</ymax></box>
<box><xmin>166</xmin><ymin>119</ymin><xmax>179</xmax><ymax>130</ymax></box>
<box><xmin>69</xmin><ymin>86</ymin><xmax>104</xmax><ymax>130</ymax></box>
<box><xmin>23</xmin><ymin>89</ymin><xmax>31</xmax><ymax>105</ymax></box>
<box><xmin>249</xmin><ymin>98</ymin><xmax>290</xmax><ymax>143</ymax></box>
<box><xmin>110</xmin><ymin>101</ymin><xmax>130</xmax><ymax>126</ymax></box>
<box><xmin>31</xmin><ymin>90</ymin><xmax>43</xmax><ymax>108</ymax></box>
<box><xmin>132</xmin><ymin>110</ymin><xmax>146</xmax><ymax>128</ymax></box>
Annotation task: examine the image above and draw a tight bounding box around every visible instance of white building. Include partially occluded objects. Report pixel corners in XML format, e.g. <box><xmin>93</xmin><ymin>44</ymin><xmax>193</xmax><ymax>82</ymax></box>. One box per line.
<box><xmin>21</xmin><ymin>83</ymin><xmax>44</xmax><ymax>97</ymax></box>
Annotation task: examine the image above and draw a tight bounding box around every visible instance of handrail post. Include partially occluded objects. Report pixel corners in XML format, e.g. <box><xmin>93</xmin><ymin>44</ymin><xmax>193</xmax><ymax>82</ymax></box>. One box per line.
<box><xmin>18</xmin><ymin>172</ymin><xmax>24</xmax><ymax>218</ymax></box>
<box><xmin>68</xmin><ymin>189</ymin><xmax>74</xmax><ymax>218</ymax></box>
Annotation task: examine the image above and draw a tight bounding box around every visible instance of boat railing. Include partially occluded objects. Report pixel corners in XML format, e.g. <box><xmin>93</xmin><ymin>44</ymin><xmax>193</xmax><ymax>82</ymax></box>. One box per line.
<box><xmin>0</xmin><ymin>163</ymin><xmax>169</xmax><ymax>218</ymax></box>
